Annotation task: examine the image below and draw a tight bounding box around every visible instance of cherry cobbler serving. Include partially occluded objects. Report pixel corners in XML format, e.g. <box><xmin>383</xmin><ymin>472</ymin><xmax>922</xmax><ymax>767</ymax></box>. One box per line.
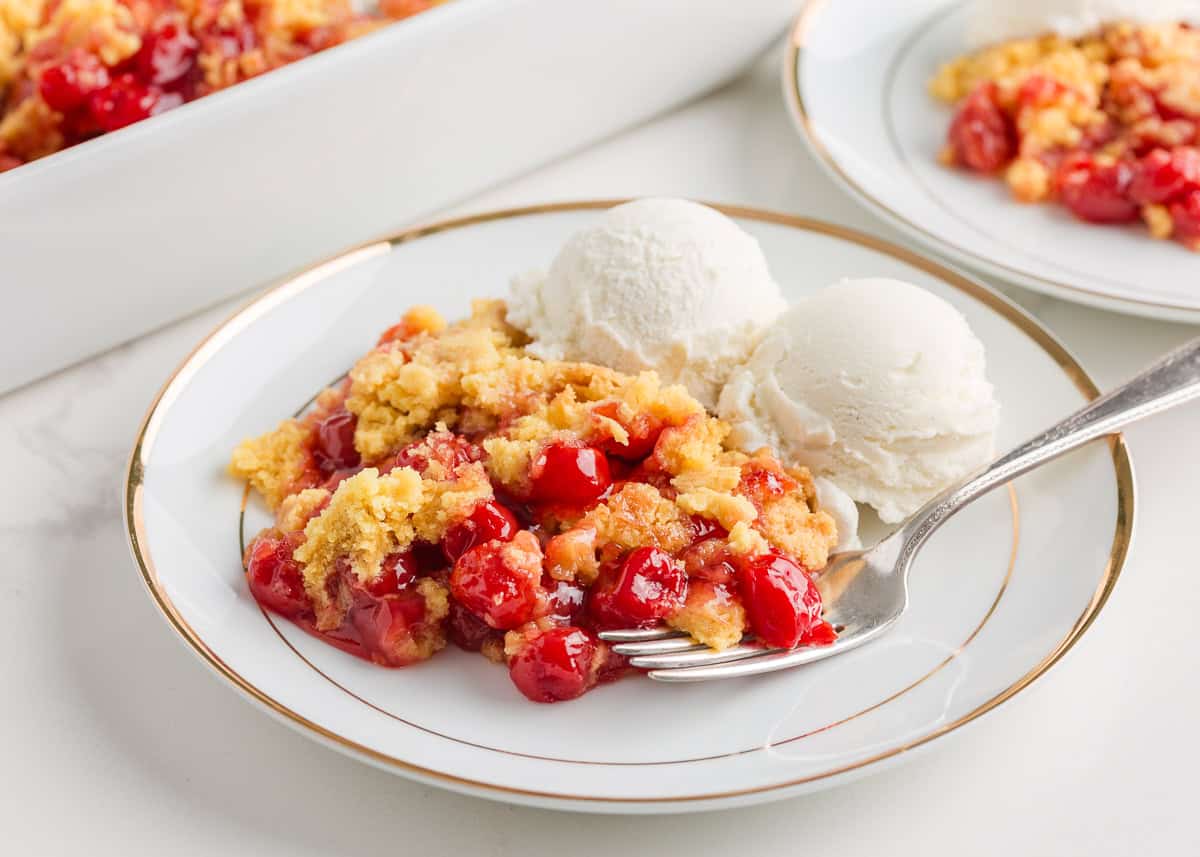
<box><xmin>231</xmin><ymin>302</ymin><xmax>840</xmax><ymax>703</ymax></box>
<box><xmin>931</xmin><ymin>21</ymin><xmax>1200</xmax><ymax>250</ymax></box>
<box><xmin>0</xmin><ymin>0</ymin><xmax>442</xmax><ymax>171</ymax></box>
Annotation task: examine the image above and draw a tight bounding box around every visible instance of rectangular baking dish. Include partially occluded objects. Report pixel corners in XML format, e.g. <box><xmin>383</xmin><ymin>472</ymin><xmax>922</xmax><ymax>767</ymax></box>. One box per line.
<box><xmin>0</xmin><ymin>0</ymin><xmax>797</xmax><ymax>393</ymax></box>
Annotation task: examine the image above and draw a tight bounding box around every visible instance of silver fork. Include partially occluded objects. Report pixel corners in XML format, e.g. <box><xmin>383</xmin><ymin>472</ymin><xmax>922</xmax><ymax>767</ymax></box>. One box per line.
<box><xmin>600</xmin><ymin>337</ymin><xmax>1200</xmax><ymax>682</ymax></box>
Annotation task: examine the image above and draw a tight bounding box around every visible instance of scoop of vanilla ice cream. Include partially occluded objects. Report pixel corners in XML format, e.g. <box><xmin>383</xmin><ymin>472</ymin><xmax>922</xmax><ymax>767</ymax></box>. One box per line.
<box><xmin>967</xmin><ymin>0</ymin><xmax>1200</xmax><ymax>47</ymax></box>
<box><xmin>507</xmin><ymin>199</ymin><xmax>787</xmax><ymax>409</ymax></box>
<box><xmin>718</xmin><ymin>278</ymin><xmax>999</xmax><ymax>524</ymax></box>
<box><xmin>813</xmin><ymin>476</ymin><xmax>862</xmax><ymax>553</ymax></box>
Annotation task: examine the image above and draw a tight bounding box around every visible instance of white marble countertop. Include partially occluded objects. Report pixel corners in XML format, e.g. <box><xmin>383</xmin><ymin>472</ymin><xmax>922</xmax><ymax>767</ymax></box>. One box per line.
<box><xmin>5</xmin><ymin>49</ymin><xmax>1198</xmax><ymax>854</ymax></box>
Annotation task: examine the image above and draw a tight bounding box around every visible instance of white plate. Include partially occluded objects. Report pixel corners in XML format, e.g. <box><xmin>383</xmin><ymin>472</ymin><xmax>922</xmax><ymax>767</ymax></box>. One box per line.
<box><xmin>784</xmin><ymin>0</ymin><xmax>1200</xmax><ymax>322</ymax></box>
<box><xmin>125</xmin><ymin>201</ymin><xmax>1133</xmax><ymax>813</ymax></box>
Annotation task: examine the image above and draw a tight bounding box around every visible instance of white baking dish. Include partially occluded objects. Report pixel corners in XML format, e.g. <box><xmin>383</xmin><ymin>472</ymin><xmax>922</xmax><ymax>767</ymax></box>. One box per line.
<box><xmin>0</xmin><ymin>0</ymin><xmax>797</xmax><ymax>393</ymax></box>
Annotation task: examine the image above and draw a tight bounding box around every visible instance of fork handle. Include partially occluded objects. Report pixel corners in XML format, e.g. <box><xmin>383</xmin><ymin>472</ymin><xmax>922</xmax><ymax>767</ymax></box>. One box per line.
<box><xmin>899</xmin><ymin>336</ymin><xmax>1200</xmax><ymax>556</ymax></box>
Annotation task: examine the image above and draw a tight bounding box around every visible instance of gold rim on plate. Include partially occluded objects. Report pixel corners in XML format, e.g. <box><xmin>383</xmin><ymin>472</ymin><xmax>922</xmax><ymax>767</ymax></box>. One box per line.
<box><xmin>124</xmin><ymin>200</ymin><xmax>1134</xmax><ymax>806</ymax></box>
<box><xmin>783</xmin><ymin>0</ymin><xmax>1200</xmax><ymax>317</ymax></box>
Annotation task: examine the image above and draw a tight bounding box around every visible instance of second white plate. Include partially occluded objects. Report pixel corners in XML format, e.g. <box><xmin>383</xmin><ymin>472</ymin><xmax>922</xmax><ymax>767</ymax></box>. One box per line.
<box><xmin>785</xmin><ymin>0</ymin><xmax>1200</xmax><ymax>321</ymax></box>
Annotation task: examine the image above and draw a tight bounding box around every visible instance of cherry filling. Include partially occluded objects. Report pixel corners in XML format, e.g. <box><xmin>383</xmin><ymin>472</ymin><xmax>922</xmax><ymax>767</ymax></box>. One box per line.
<box><xmin>135</xmin><ymin>15</ymin><xmax>200</xmax><ymax>89</ymax></box>
<box><xmin>1170</xmin><ymin>189</ymin><xmax>1200</xmax><ymax>247</ymax></box>
<box><xmin>588</xmin><ymin>547</ymin><xmax>687</xmax><ymax>629</ymax></box>
<box><xmin>447</xmin><ymin>600</ymin><xmax>498</xmax><ymax>652</ymax></box>
<box><xmin>381</xmin><ymin>432</ymin><xmax>482</xmax><ymax>476</ymax></box>
<box><xmin>1055</xmin><ymin>154</ymin><xmax>1140</xmax><ymax>223</ymax></box>
<box><xmin>736</xmin><ymin>553</ymin><xmax>828</xmax><ymax>649</ymax></box>
<box><xmin>363</xmin><ymin>551</ymin><xmax>418</xmax><ymax>596</ymax></box>
<box><xmin>508</xmin><ymin>627</ymin><xmax>599</xmax><ymax>703</ymax></box>
<box><xmin>449</xmin><ymin>534</ymin><xmax>545</xmax><ymax>629</ymax></box>
<box><xmin>88</xmin><ymin>73</ymin><xmax>174</xmax><ymax>133</ymax></box>
<box><xmin>38</xmin><ymin>51</ymin><xmax>110</xmax><ymax>113</ymax></box>
<box><xmin>590</xmin><ymin>401</ymin><xmax>664</xmax><ymax>461</ymax></box>
<box><xmin>343</xmin><ymin>588</ymin><xmax>431</xmax><ymax>667</ymax></box>
<box><xmin>442</xmin><ymin>500</ymin><xmax>519</xmax><ymax>562</ymax></box>
<box><xmin>946</xmin><ymin>81</ymin><xmax>1015</xmax><ymax>173</ymax></box>
<box><xmin>245</xmin><ymin>532</ymin><xmax>309</xmax><ymax>619</ymax></box>
<box><xmin>1130</xmin><ymin>147</ymin><xmax>1200</xmax><ymax>205</ymax></box>
<box><xmin>529</xmin><ymin>442</ymin><xmax>612</xmax><ymax>504</ymax></box>
<box><xmin>544</xmin><ymin>577</ymin><xmax>587</xmax><ymax>623</ymax></box>
<box><xmin>313</xmin><ymin>408</ymin><xmax>361</xmax><ymax>473</ymax></box>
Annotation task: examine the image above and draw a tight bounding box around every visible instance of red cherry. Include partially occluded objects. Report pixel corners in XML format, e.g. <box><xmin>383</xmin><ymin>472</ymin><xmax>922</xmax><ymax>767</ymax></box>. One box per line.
<box><xmin>319</xmin><ymin>466</ymin><xmax>363</xmax><ymax>492</ymax></box>
<box><xmin>1130</xmin><ymin>147</ymin><xmax>1200</xmax><ymax>205</ymax></box>
<box><xmin>410</xmin><ymin>540</ymin><xmax>450</xmax><ymax>573</ymax></box>
<box><xmin>1170</xmin><ymin>189</ymin><xmax>1200</xmax><ymax>249</ymax></box>
<box><xmin>689</xmin><ymin>516</ymin><xmax>728</xmax><ymax>543</ymax></box>
<box><xmin>362</xmin><ymin>551</ymin><xmax>417</xmax><ymax>596</ymax></box>
<box><xmin>588</xmin><ymin>547</ymin><xmax>686</xmax><ymax>629</ymax></box>
<box><xmin>737</xmin><ymin>461</ymin><xmax>795</xmax><ymax>509</ymax></box>
<box><xmin>736</xmin><ymin>553</ymin><xmax>824</xmax><ymax>649</ymax></box>
<box><xmin>946</xmin><ymin>81</ymin><xmax>1016</xmax><ymax>173</ymax></box>
<box><xmin>1015</xmin><ymin>74</ymin><xmax>1069</xmax><ymax>110</ymax></box>
<box><xmin>136</xmin><ymin>15</ymin><xmax>199</xmax><ymax>87</ymax></box>
<box><xmin>591</xmin><ymin>401</ymin><xmax>663</xmax><ymax>461</ymax></box>
<box><xmin>544</xmin><ymin>576</ymin><xmax>586</xmax><ymax>622</ymax></box>
<box><xmin>529</xmin><ymin>443</ymin><xmax>611</xmax><ymax>504</ymax></box>
<box><xmin>449</xmin><ymin>535</ymin><xmax>544</xmax><ymax>629</ymax></box>
<box><xmin>446</xmin><ymin>600</ymin><xmax>497</xmax><ymax>651</ymax></box>
<box><xmin>508</xmin><ymin>627</ymin><xmax>598</xmax><ymax>703</ymax></box>
<box><xmin>382</xmin><ymin>431</ymin><xmax>481</xmax><ymax>476</ymax></box>
<box><xmin>1055</xmin><ymin>154</ymin><xmax>1139</xmax><ymax>223</ymax></box>
<box><xmin>348</xmin><ymin>590</ymin><xmax>431</xmax><ymax>667</ymax></box>
<box><xmin>803</xmin><ymin>619</ymin><xmax>838</xmax><ymax>647</ymax></box>
<box><xmin>313</xmin><ymin>408</ymin><xmax>360</xmax><ymax>473</ymax></box>
<box><xmin>87</xmin><ymin>74</ymin><xmax>166</xmax><ymax>132</ymax></box>
<box><xmin>245</xmin><ymin>533</ymin><xmax>309</xmax><ymax>618</ymax></box>
<box><xmin>38</xmin><ymin>52</ymin><xmax>110</xmax><ymax>112</ymax></box>
<box><xmin>442</xmin><ymin>500</ymin><xmax>518</xmax><ymax>562</ymax></box>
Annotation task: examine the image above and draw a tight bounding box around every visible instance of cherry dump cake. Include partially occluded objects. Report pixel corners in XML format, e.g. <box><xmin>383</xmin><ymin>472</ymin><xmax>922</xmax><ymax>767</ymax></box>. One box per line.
<box><xmin>930</xmin><ymin>21</ymin><xmax>1200</xmax><ymax>250</ymax></box>
<box><xmin>231</xmin><ymin>301</ymin><xmax>840</xmax><ymax>703</ymax></box>
<box><xmin>0</xmin><ymin>0</ymin><xmax>443</xmax><ymax>171</ymax></box>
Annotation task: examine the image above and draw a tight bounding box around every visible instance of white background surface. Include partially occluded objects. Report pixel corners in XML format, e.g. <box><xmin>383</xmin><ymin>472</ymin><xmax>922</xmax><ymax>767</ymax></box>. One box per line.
<box><xmin>3</xmin><ymin>47</ymin><xmax>1198</xmax><ymax>853</ymax></box>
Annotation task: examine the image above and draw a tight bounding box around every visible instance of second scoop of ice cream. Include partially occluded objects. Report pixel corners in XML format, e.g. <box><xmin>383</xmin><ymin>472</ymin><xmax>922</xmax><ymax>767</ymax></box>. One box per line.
<box><xmin>718</xmin><ymin>277</ymin><xmax>1000</xmax><ymax>524</ymax></box>
<box><xmin>506</xmin><ymin>198</ymin><xmax>787</xmax><ymax>409</ymax></box>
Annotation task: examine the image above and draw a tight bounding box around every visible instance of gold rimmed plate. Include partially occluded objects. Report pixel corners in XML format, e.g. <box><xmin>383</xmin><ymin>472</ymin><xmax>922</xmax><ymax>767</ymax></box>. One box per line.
<box><xmin>784</xmin><ymin>0</ymin><xmax>1200</xmax><ymax>321</ymax></box>
<box><xmin>125</xmin><ymin>201</ymin><xmax>1133</xmax><ymax>813</ymax></box>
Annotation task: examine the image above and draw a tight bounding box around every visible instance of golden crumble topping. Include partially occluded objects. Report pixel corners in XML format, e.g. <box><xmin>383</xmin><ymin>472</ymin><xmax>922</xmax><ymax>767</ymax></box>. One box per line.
<box><xmin>229</xmin><ymin>419</ymin><xmax>313</xmax><ymax>510</ymax></box>
<box><xmin>275</xmin><ymin>487</ymin><xmax>330</xmax><ymax>533</ymax></box>
<box><xmin>33</xmin><ymin>0</ymin><xmax>142</xmax><ymax>66</ymax></box>
<box><xmin>348</xmin><ymin>306</ymin><xmax>518</xmax><ymax>460</ymax></box>
<box><xmin>758</xmin><ymin>487</ymin><xmax>838</xmax><ymax>571</ymax></box>
<box><xmin>668</xmin><ymin>581</ymin><xmax>746</xmax><ymax>651</ymax></box>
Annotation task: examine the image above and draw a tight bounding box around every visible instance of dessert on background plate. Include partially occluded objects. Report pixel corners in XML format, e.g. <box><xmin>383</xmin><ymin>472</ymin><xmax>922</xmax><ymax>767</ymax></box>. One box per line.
<box><xmin>230</xmin><ymin>199</ymin><xmax>999</xmax><ymax>703</ymax></box>
<box><xmin>931</xmin><ymin>0</ymin><xmax>1200</xmax><ymax>250</ymax></box>
<box><xmin>0</xmin><ymin>0</ymin><xmax>444</xmax><ymax>171</ymax></box>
